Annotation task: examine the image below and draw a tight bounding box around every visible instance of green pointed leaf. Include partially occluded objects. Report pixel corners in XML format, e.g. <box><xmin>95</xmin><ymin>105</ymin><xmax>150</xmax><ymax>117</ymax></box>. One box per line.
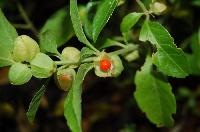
<box><xmin>39</xmin><ymin>30</ymin><xmax>60</xmax><ymax>55</ymax></box>
<box><xmin>92</xmin><ymin>0</ymin><xmax>118</xmax><ymax>42</ymax></box>
<box><xmin>26</xmin><ymin>80</ymin><xmax>49</xmax><ymax>123</ymax></box>
<box><xmin>79</xmin><ymin>5</ymin><xmax>93</xmax><ymax>40</ymax></box>
<box><xmin>8</xmin><ymin>63</ymin><xmax>32</xmax><ymax>85</ymax></box>
<box><xmin>64</xmin><ymin>63</ymin><xmax>93</xmax><ymax>132</ymax></box>
<box><xmin>41</xmin><ymin>7</ymin><xmax>74</xmax><ymax>47</ymax></box>
<box><xmin>0</xmin><ymin>9</ymin><xmax>17</xmax><ymax>67</ymax></box>
<box><xmin>153</xmin><ymin>46</ymin><xmax>189</xmax><ymax>78</ymax></box>
<box><xmin>139</xmin><ymin>20</ymin><xmax>189</xmax><ymax>78</ymax></box>
<box><xmin>80</xmin><ymin>47</ymin><xmax>95</xmax><ymax>62</ymax></box>
<box><xmin>120</xmin><ymin>12</ymin><xmax>143</xmax><ymax>33</ymax></box>
<box><xmin>0</xmin><ymin>9</ymin><xmax>18</xmax><ymax>51</ymax></box>
<box><xmin>0</xmin><ymin>44</ymin><xmax>14</xmax><ymax>67</ymax></box>
<box><xmin>140</xmin><ymin>20</ymin><xmax>174</xmax><ymax>46</ymax></box>
<box><xmin>70</xmin><ymin>0</ymin><xmax>91</xmax><ymax>47</ymax></box>
<box><xmin>134</xmin><ymin>56</ymin><xmax>176</xmax><ymax>127</ymax></box>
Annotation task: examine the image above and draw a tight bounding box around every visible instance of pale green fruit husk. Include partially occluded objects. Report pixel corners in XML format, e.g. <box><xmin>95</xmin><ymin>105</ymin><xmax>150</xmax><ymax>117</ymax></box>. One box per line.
<box><xmin>94</xmin><ymin>52</ymin><xmax>124</xmax><ymax>77</ymax></box>
<box><xmin>150</xmin><ymin>2</ymin><xmax>167</xmax><ymax>15</ymax></box>
<box><xmin>61</xmin><ymin>47</ymin><xmax>80</xmax><ymax>64</ymax></box>
<box><xmin>9</xmin><ymin>63</ymin><xmax>32</xmax><ymax>85</ymax></box>
<box><xmin>13</xmin><ymin>35</ymin><xmax>40</xmax><ymax>62</ymax></box>
<box><xmin>55</xmin><ymin>68</ymin><xmax>76</xmax><ymax>91</ymax></box>
<box><xmin>30</xmin><ymin>53</ymin><xmax>56</xmax><ymax>78</ymax></box>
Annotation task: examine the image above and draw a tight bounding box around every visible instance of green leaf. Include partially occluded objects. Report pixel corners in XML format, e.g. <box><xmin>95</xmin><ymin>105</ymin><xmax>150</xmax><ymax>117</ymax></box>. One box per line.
<box><xmin>70</xmin><ymin>0</ymin><xmax>91</xmax><ymax>47</ymax></box>
<box><xmin>140</xmin><ymin>20</ymin><xmax>174</xmax><ymax>46</ymax></box>
<box><xmin>92</xmin><ymin>0</ymin><xmax>118</xmax><ymax>42</ymax></box>
<box><xmin>139</xmin><ymin>20</ymin><xmax>189</xmax><ymax>78</ymax></box>
<box><xmin>8</xmin><ymin>63</ymin><xmax>32</xmax><ymax>85</ymax></box>
<box><xmin>80</xmin><ymin>47</ymin><xmax>95</xmax><ymax>62</ymax></box>
<box><xmin>185</xmin><ymin>33</ymin><xmax>200</xmax><ymax>75</ymax></box>
<box><xmin>134</xmin><ymin>56</ymin><xmax>176</xmax><ymax>127</ymax></box>
<box><xmin>40</xmin><ymin>7</ymin><xmax>74</xmax><ymax>47</ymax></box>
<box><xmin>0</xmin><ymin>9</ymin><xmax>17</xmax><ymax>67</ymax></box>
<box><xmin>64</xmin><ymin>63</ymin><xmax>93</xmax><ymax>132</ymax></box>
<box><xmin>0</xmin><ymin>9</ymin><xmax>18</xmax><ymax>51</ymax></box>
<box><xmin>0</xmin><ymin>44</ymin><xmax>14</xmax><ymax>67</ymax></box>
<box><xmin>26</xmin><ymin>80</ymin><xmax>48</xmax><ymax>123</ymax></box>
<box><xmin>39</xmin><ymin>30</ymin><xmax>60</xmax><ymax>55</ymax></box>
<box><xmin>120</xmin><ymin>12</ymin><xmax>143</xmax><ymax>33</ymax></box>
<box><xmin>79</xmin><ymin>5</ymin><xmax>93</xmax><ymax>40</ymax></box>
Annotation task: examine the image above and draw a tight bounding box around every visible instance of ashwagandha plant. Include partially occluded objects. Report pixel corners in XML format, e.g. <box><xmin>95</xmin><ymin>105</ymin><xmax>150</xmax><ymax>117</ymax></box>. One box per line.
<box><xmin>0</xmin><ymin>0</ymin><xmax>192</xmax><ymax>131</ymax></box>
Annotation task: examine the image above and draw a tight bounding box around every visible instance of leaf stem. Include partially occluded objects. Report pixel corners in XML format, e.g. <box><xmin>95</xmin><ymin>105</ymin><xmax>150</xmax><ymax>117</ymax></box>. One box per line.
<box><xmin>13</xmin><ymin>24</ymin><xmax>30</xmax><ymax>29</ymax></box>
<box><xmin>82</xmin><ymin>57</ymin><xmax>97</xmax><ymax>63</ymax></box>
<box><xmin>114</xmin><ymin>41</ymin><xmax>127</xmax><ymax>48</ymax></box>
<box><xmin>55</xmin><ymin>61</ymin><xmax>75</xmax><ymax>65</ymax></box>
<box><xmin>88</xmin><ymin>44</ymin><xmax>100</xmax><ymax>53</ymax></box>
<box><xmin>109</xmin><ymin>44</ymin><xmax>138</xmax><ymax>55</ymax></box>
<box><xmin>136</xmin><ymin>0</ymin><xmax>149</xmax><ymax>18</ymax></box>
<box><xmin>17</xmin><ymin>3</ymin><xmax>39</xmax><ymax>37</ymax></box>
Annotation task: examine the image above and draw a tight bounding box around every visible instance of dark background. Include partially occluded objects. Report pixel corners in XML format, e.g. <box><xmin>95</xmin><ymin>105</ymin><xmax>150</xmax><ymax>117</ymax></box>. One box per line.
<box><xmin>0</xmin><ymin>0</ymin><xmax>200</xmax><ymax>132</ymax></box>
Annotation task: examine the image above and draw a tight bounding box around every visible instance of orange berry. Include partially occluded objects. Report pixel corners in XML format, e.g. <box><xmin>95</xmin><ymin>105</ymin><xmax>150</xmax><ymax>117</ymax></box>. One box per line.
<box><xmin>100</xmin><ymin>59</ymin><xmax>111</xmax><ymax>72</ymax></box>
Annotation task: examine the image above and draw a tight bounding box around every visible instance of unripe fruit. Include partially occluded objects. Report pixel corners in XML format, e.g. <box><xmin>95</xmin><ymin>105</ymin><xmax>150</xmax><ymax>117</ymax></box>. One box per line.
<box><xmin>150</xmin><ymin>1</ymin><xmax>167</xmax><ymax>15</ymax></box>
<box><xmin>9</xmin><ymin>63</ymin><xmax>32</xmax><ymax>85</ymax></box>
<box><xmin>13</xmin><ymin>35</ymin><xmax>40</xmax><ymax>62</ymax></box>
<box><xmin>55</xmin><ymin>68</ymin><xmax>76</xmax><ymax>91</ymax></box>
<box><xmin>30</xmin><ymin>53</ymin><xmax>56</xmax><ymax>78</ymax></box>
<box><xmin>61</xmin><ymin>47</ymin><xmax>80</xmax><ymax>64</ymax></box>
<box><xmin>94</xmin><ymin>52</ymin><xmax>124</xmax><ymax>77</ymax></box>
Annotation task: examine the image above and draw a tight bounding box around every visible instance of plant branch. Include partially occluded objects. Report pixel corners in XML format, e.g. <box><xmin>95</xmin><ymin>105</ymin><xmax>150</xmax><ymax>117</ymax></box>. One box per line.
<box><xmin>109</xmin><ymin>45</ymin><xmax>138</xmax><ymax>55</ymax></box>
<box><xmin>136</xmin><ymin>0</ymin><xmax>150</xmax><ymax>18</ymax></box>
<box><xmin>55</xmin><ymin>61</ymin><xmax>76</xmax><ymax>65</ymax></box>
<box><xmin>17</xmin><ymin>3</ymin><xmax>39</xmax><ymax>37</ymax></box>
<box><xmin>82</xmin><ymin>57</ymin><xmax>97</xmax><ymax>63</ymax></box>
<box><xmin>13</xmin><ymin>24</ymin><xmax>30</xmax><ymax>29</ymax></box>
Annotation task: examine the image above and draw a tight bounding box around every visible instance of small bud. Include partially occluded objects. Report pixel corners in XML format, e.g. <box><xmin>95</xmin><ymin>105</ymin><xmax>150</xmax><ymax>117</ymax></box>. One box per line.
<box><xmin>30</xmin><ymin>53</ymin><xmax>56</xmax><ymax>78</ymax></box>
<box><xmin>13</xmin><ymin>35</ymin><xmax>40</xmax><ymax>62</ymax></box>
<box><xmin>94</xmin><ymin>52</ymin><xmax>124</xmax><ymax>77</ymax></box>
<box><xmin>9</xmin><ymin>63</ymin><xmax>32</xmax><ymax>85</ymax></box>
<box><xmin>124</xmin><ymin>50</ymin><xmax>139</xmax><ymax>62</ymax></box>
<box><xmin>150</xmin><ymin>1</ymin><xmax>167</xmax><ymax>15</ymax></box>
<box><xmin>55</xmin><ymin>68</ymin><xmax>76</xmax><ymax>91</ymax></box>
<box><xmin>61</xmin><ymin>47</ymin><xmax>80</xmax><ymax>64</ymax></box>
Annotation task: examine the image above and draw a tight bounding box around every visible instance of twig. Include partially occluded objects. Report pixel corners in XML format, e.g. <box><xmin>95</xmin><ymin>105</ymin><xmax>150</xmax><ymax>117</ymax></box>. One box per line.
<box><xmin>17</xmin><ymin>3</ymin><xmax>39</xmax><ymax>37</ymax></box>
